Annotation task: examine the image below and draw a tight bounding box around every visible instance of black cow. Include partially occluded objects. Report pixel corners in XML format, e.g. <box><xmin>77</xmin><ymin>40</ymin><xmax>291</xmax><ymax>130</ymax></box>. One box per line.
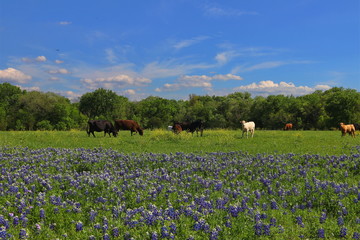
<box><xmin>172</xmin><ymin>119</ymin><xmax>204</xmax><ymax>136</ymax></box>
<box><xmin>87</xmin><ymin>120</ymin><xmax>118</xmax><ymax>137</ymax></box>
<box><xmin>354</xmin><ymin>123</ymin><xmax>360</xmax><ymax>131</ymax></box>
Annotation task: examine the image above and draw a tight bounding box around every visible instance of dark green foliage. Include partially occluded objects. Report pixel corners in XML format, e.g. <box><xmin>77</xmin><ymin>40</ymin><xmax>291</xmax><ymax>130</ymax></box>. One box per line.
<box><xmin>0</xmin><ymin>82</ymin><xmax>359</xmax><ymax>131</ymax></box>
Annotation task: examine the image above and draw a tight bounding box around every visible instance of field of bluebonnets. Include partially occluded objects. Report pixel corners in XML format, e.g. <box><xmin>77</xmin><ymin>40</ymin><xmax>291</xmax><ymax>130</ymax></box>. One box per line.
<box><xmin>0</xmin><ymin>130</ymin><xmax>360</xmax><ymax>239</ymax></box>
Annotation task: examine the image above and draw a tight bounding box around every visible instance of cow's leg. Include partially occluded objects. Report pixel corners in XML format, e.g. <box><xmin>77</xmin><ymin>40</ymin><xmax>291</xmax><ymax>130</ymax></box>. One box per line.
<box><xmin>91</xmin><ymin>131</ymin><xmax>96</xmax><ymax>137</ymax></box>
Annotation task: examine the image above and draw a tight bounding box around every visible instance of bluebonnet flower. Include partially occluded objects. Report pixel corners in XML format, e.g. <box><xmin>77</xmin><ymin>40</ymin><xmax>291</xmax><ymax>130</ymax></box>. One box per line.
<box><xmin>151</xmin><ymin>232</ymin><xmax>158</xmax><ymax>240</ymax></box>
<box><xmin>318</xmin><ymin>228</ymin><xmax>325</xmax><ymax>238</ymax></box>
<box><xmin>225</xmin><ymin>220</ymin><xmax>232</xmax><ymax>228</ymax></box>
<box><xmin>263</xmin><ymin>224</ymin><xmax>270</xmax><ymax>236</ymax></box>
<box><xmin>296</xmin><ymin>216</ymin><xmax>304</xmax><ymax>227</ymax></box>
<box><xmin>19</xmin><ymin>229</ymin><xmax>28</xmax><ymax>239</ymax></box>
<box><xmin>254</xmin><ymin>222</ymin><xmax>262</xmax><ymax>236</ymax></box>
<box><xmin>0</xmin><ymin>227</ymin><xmax>7</xmax><ymax>239</ymax></box>
<box><xmin>112</xmin><ymin>227</ymin><xmax>119</xmax><ymax>237</ymax></box>
<box><xmin>210</xmin><ymin>228</ymin><xmax>219</xmax><ymax>240</ymax></box>
<box><xmin>161</xmin><ymin>226</ymin><xmax>170</xmax><ymax>238</ymax></box>
<box><xmin>89</xmin><ymin>236</ymin><xmax>96</xmax><ymax>240</ymax></box>
<box><xmin>270</xmin><ymin>199</ymin><xmax>278</xmax><ymax>209</ymax></box>
<box><xmin>76</xmin><ymin>221</ymin><xmax>83</xmax><ymax>231</ymax></box>
<box><xmin>12</xmin><ymin>216</ymin><xmax>19</xmax><ymax>226</ymax></box>
<box><xmin>270</xmin><ymin>217</ymin><xmax>277</xmax><ymax>226</ymax></box>
<box><xmin>353</xmin><ymin>232</ymin><xmax>359</xmax><ymax>239</ymax></box>
<box><xmin>39</xmin><ymin>208</ymin><xmax>45</xmax><ymax>219</ymax></box>
<box><xmin>169</xmin><ymin>222</ymin><xmax>176</xmax><ymax>234</ymax></box>
<box><xmin>338</xmin><ymin>216</ymin><xmax>344</xmax><ymax>226</ymax></box>
<box><xmin>319</xmin><ymin>212</ymin><xmax>327</xmax><ymax>223</ymax></box>
<box><xmin>103</xmin><ymin>233</ymin><xmax>110</xmax><ymax>240</ymax></box>
<box><xmin>340</xmin><ymin>227</ymin><xmax>347</xmax><ymax>238</ymax></box>
<box><xmin>89</xmin><ymin>209</ymin><xmax>97</xmax><ymax>222</ymax></box>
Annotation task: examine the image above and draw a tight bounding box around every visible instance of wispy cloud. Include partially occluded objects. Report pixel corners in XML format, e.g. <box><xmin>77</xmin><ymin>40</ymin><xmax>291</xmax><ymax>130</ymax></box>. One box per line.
<box><xmin>142</xmin><ymin>60</ymin><xmax>214</xmax><ymax>79</ymax></box>
<box><xmin>174</xmin><ymin>36</ymin><xmax>209</xmax><ymax>50</ymax></box>
<box><xmin>156</xmin><ymin>73</ymin><xmax>243</xmax><ymax>92</ymax></box>
<box><xmin>203</xmin><ymin>5</ymin><xmax>258</xmax><ymax>17</ymax></box>
<box><xmin>58</xmin><ymin>21</ymin><xmax>72</xmax><ymax>25</ymax></box>
<box><xmin>232</xmin><ymin>60</ymin><xmax>313</xmax><ymax>73</ymax></box>
<box><xmin>21</xmin><ymin>56</ymin><xmax>47</xmax><ymax>63</ymax></box>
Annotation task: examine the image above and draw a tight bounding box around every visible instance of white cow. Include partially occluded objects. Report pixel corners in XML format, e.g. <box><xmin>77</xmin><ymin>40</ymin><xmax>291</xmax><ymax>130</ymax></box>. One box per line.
<box><xmin>241</xmin><ymin>120</ymin><xmax>255</xmax><ymax>138</ymax></box>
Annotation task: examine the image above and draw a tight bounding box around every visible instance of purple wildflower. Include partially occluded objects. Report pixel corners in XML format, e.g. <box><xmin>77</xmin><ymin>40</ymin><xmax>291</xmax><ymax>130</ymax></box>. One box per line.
<box><xmin>19</xmin><ymin>228</ymin><xmax>28</xmax><ymax>239</ymax></box>
<box><xmin>210</xmin><ymin>228</ymin><xmax>219</xmax><ymax>240</ymax></box>
<box><xmin>254</xmin><ymin>222</ymin><xmax>262</xmax><ymax>236</ymax></box>
<box><xmin>89</xmin><ymin>209</ymin><xmax>97</xmax><ymax>222</ymax></box>
<box><xmin>112</xmin><ymin>227</ymin><xmax>119</xmax><ymax>237</ymax></box>
<box><xmin>103</xmin><ymin>233</ymin><xmax>110</xmax><ymax>240</ymax></box>
<box><xmin>353</xmin><ymin>232</ymin><xmax>360</xmax><ymax>239</ymax></box>
<box><xmin>76</xmin><ymin>221</ymin><xmax>83</xmax><ymax>231</ymax></box>
<box><xmin>296</xmin><ymin>216</ymin><xmax>304</xmax><ymax>227</ymax></box>
<box><xmin>39</xmin><ymin>208</ymin><xmax>45</xmax><ymax>219</ymax></box>
<box><xmin>340</xmin><ymin>228</ymin><xmax>347</xmax><ymax>238</ymax></box>
<box><xmin>161</xmin><ymin>226</ymin><xmax>170</xmax><ymax>238</ymax></box>
<box><xmin>338</xmin><ymin>216</ymin><xmax>344</xmax><ymax>226</ymax></box>
<box><xmin>270</xmin><ymin>199</ymin><xmax>278</xmax><ymax>209</ymax></box>
<box><xmin>319</xmin><ymin>212</ymin><xmax>327</xmax><ymax>224</ymax></box>
<box><xmin>318</xmin><ymin>228</ymin><xmax>325</xmax><ymax>238</ymax></box>
<box><xmin>151</xmin><ymin>232</ymin><xmax>158</xmax><ymax>240</ymax></box>
<box><xmin>263</xmin><ymin>224</ymin><xmax>270</xmax><ymax>236</ymax></box>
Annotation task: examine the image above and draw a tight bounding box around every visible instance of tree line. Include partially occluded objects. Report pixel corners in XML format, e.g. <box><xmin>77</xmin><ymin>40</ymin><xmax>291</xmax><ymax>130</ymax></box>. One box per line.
<box><xmin>0</xmin><ymin>82</ymin><xmax>359</xmax><ymax>131</ymax></box>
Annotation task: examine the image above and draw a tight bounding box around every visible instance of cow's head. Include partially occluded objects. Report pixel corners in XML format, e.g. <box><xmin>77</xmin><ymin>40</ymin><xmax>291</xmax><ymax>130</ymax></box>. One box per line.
<box><xmin>112</xmin><ymin>129</ymin><xmax>119</xmax><ymax>137</ymax></box>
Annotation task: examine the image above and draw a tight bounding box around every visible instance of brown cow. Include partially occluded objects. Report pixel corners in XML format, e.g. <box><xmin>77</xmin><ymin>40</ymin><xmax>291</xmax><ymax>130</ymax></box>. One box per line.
<box><xmin>284</xmin><ymin>123</ymin><xmax>293</xmax><ymax>130</ymax></box>
<box><xmin>339</xmin><ymin>123</ymin><xmax>355</xmax><ymax>138</ymax></box>
<box><xmin>172</xmin><ymin>123</ymin><xmax>183</xmax><ymax>134</ymax></box>
<box><xmin>114</xmin><ymin>120</ymin><xmax>143</xmax><ymax>136</ymax></box>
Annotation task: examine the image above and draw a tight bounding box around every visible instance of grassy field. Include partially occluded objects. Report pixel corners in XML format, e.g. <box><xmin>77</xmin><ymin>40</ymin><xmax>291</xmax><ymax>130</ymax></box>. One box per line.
<box><xmin>1</xmin><ymin>130</ymin><xmax>360</xmax><ymax>239</ymax></box>
<box><xmin>1</xmin><ymin>129</ymin><xmax>359</xmax><ymax>155</ymax></box>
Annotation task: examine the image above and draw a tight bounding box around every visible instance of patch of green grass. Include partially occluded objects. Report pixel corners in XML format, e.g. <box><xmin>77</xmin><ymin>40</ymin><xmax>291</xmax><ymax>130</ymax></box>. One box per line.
<box><xmin>0</xmin><ymin>129</ymin><xmax>359</xmax><ymax>155</ymax></box>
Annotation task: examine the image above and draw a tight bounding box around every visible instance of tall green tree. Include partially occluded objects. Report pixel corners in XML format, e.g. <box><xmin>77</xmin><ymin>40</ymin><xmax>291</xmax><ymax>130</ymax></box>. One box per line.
<box><xmin>79</xmin><ymin>88</ymin><xmax>120</xmax><ymax>119</ymax></box>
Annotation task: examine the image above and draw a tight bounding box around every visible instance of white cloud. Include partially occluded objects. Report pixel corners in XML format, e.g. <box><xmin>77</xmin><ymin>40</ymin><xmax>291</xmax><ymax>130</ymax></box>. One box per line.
<box><xmin>157</xmin><ymin>73</ymin><xmax>243</xmax><ymax>92</ymax></box>
<box><xmin>47</xmin><ymin>68</ymin><xmax>70</xmax><ymax>74</ymax></box>
<box><xmin>59</xmin><ymin>21</ymin><xmax>72</xmax><ymax>25</ymax></box>
<box><xmin>81</xmin><ymin>74</ymin><xmax>151</xmax><ymax>90</ymax></box>
<box><xmin>0</xmin><ymin>68</ymin><xmax>32</xmax><ymax>83</ymax></box>
<box><xmin>142</xmin><ymin>61</ymin><xmax>214</xmax><ymax>79</ymax></box>
<box><xmin>215</xmin><ymin>51</ymin><xmax>240</xmax><ymax>65</ymax></box>
<box><xmin>55</xmin><ymin>60</ymin><xmax>64</xmax><ymax>64</ymax></box>
<box><xmin>174</xmin><ymin>36</ymin><xmax>209</xmax><ymax>50</ymax></box>
<box><xmin>233</xmin><ymin>80</ymin><xmax>331</xmax><ymax>96</ymax></box>
<box><xmin>19</xmin><ymin>86</ymin><xmax>40</xmax><ymax>92</ymax></box>
<box><xmin>124</xmin><ymin>89</ymin><xmax>136</xmax><ymax>95</ymax></box>
<box><xmin>204</xmin><ymin>5</ymin><xmax>258</xmax><ymax>17</ymax></box>
<box><xmin>233</xmin><ymin>60</ymin><xmax>313</xmax><ymax>73</ymax></box>
<box><xmin>105</xmin><ymin>48</ymin><xmax>118</xmax><ymax>64</ymax></box>
<box><xmin>21</xmin><ymin>56</ymin><xmax>47</xmax><ymax>63</ymax></box>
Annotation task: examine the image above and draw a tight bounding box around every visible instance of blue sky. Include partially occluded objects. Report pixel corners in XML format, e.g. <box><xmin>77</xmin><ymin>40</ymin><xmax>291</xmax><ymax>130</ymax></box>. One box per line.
<box><xmin>0</xmin><ymin>0</ymin><xmax>359</xmax><ymax>101</ymax></box>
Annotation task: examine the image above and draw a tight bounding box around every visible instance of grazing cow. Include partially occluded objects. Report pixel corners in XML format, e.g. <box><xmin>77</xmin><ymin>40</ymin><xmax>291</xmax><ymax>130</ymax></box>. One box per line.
<box><xmin>284</xmin><ymin>123</ymin><xmax>293</xmax><ymax>130</ymax></box>
<box><xmin>87</xmin><ymin>120</ymin><xmax>118</xmax><ymax>137</ymax></box>
<box><xmin>114</xmin><ymin>120</ymin><xmax>143</xmax><ymax>136</ymax></box>
<box><xmin>172</xmin><ymin>123</ymin><xmax>183</xmax><ymax>134</ymax></box>
<box><xmin>241</xmin><ymin>120</ymin><xmax>255</xmax><ymax>138</ymax></box>
<box><xmin>354</xmin><ymin>123</ymin><xmax>360</xmax><ymax>131</ymax></box>
<box><xmin>172</xmin><ymin>120</ymin><xmax>204</xmax><ymax>136</ymax></box>
<box><xmin>339</xmin><ymin>123</ymin><xmax>355</xmax><ymax>138</ymax></box>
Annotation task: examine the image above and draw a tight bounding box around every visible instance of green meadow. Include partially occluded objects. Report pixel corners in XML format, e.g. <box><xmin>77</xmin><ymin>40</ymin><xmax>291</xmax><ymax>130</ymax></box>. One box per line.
<box><xmin>1</xmin><ymin>129</ymin><xmax>359</xmax><ymax>155</ymax></box>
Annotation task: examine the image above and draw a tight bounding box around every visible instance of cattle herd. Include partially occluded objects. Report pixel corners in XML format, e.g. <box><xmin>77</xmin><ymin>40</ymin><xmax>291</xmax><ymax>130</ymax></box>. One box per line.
<box><xmin>87</xmin><ymin>119</ymin><xmax>359</xmax><ymax>138</ymax></box>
